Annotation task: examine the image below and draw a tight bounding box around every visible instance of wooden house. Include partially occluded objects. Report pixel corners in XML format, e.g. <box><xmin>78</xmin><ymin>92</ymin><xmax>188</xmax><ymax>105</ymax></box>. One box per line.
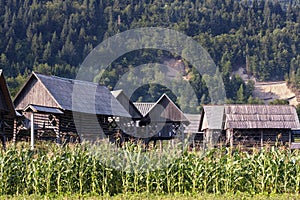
<box><xmin>13</xmin><ymin>72</ymin><xmax>131</xmax><ymax>143</ymax></box>
<box><xmin>199</xmin><ymin>105</ymin><xmax>300</xmax><ymax>148</ymax></box>
<box><xmin>134</xmin><ymin>94</ymin><xmax>190</xmax><ymax>145</ymax></box>
<box><xmin>0</xmin><ymin>70</ymin><xmax>16</xmax><ymax>148</ymax></box>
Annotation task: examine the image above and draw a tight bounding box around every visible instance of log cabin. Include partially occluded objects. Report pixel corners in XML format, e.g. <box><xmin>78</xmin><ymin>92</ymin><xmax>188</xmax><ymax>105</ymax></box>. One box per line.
<box><xmin>13</xmin><ymin>72</ymin><xmax>131</xmax><ymax>144</ymax></box>
<box><xmin>0</xmin><ymin>70</ymin><xmax>16</xmax><ymax>149</ymax></box>
<box><xmin>199</xmin><ymin>105</ymin><xmax>300</xmax><ymax>148</ymax></box>
<box><xmin>134</xmin><ymin>94</ymin><xmax>190</xmax><ymax>145</ymax></box>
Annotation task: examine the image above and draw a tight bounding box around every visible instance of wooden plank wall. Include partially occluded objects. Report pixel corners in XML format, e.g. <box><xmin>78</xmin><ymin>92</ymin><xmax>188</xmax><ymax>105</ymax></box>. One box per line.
<box><xmin>14</xmin><ymin>78</ymin><xmax>59</xmax><ymax>110</ymax></box>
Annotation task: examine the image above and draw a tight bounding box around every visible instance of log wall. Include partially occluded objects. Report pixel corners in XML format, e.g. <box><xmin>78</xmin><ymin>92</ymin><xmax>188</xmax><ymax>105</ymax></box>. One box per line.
<box><xmin>232</xmin><ymin>129</ymin><xmax>291</xmax><ymax>147</ymax></box>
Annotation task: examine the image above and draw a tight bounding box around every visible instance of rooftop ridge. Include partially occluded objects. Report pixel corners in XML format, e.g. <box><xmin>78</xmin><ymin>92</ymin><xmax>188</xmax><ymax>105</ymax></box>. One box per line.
<box><xmin>35</xmin><ymin>72</ymin><xmax>102</xmax><ymax>86</ymax></box>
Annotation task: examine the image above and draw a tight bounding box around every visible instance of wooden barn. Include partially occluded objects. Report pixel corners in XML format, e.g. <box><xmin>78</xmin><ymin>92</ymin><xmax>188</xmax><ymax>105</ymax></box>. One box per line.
<box><xmin>0</xmin><ymin>70</ymin><xmax>16</xmax><ymax>148</ymax></box>
<box><xmin>13</xmin><ymin>72</ymin><xmax>131</xmax><ymax>144</ymax></box>
<box><xmin>134</xmin><ymin>94</ymin><xmax>190</xmax><ymax>145</ymax></box>
<box><xmin>111</xmin><ymin>90</ymin><xmax>143</xmax><ymax>142</ymax></box>
<box><xmin>199</xmin><ymin>105</ymin><xmax>300</xmax><ymax>148</ymax></box>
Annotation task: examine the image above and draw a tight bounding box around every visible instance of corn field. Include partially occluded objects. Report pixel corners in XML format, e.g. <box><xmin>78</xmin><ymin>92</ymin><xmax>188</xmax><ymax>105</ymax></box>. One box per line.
<box><xmin>1</xmin><ymin>142</ymin><xmax>300</xmax><ymax>196</ymax></box>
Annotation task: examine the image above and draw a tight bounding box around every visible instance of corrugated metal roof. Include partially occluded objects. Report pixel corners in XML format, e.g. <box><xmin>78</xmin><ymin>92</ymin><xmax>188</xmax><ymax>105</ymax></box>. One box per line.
<box><xmin>34</xmin><ymin>73</ymin><xmax>131</xmax><ymax>117</ymax></box>
<box><xmin>24</xmin><ymin>104</ymin><xmax>64</xmax><ymax>114</ymax></box>
<box><xmin>184</xmin><ymin>114</ymin><xmax>201</xmax><ymax>133</ymax></box>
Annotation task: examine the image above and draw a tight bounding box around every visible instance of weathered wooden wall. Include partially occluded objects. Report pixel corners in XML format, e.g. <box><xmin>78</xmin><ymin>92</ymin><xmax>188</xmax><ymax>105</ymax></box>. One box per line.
<box><xmin>14</xmin><ymin>78</ymin><xmax>59</xmax><ymax>110</ymax></box>
<box><xmin>232</xmin><ymin>129</ymin><xmax>291</xmax><ymax>147</ymax></box>
<box><xmin>15</xmin><ymin>112</ymin><xmax>60</xmax><ymax>142</ymax></box>
<box><xmin>60</xmin><ymin>111</ymin><xmax>119</xmax><ymax>142</ymax></box>
<box><xmin>2</xmin><ymin>116</ymin><xmax>14</xmax><ymax>140</ymax></box>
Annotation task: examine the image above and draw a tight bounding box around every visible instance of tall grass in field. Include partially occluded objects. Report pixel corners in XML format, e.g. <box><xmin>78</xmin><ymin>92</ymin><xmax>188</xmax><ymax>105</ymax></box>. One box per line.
<box><xmin>1</xmin><ymin>141</ymin><xmax>300</xmax><ymax>196</ymax></box>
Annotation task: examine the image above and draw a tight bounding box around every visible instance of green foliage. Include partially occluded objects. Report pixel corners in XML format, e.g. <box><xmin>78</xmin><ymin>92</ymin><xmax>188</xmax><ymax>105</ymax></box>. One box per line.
<box><xmin>6</xmin><ymin>72</ymin><xmax>29</xmax><ymax>98</ymax></box>
<box><xmin>1</xmin><ymin>143</ymin><xmax>300</xmax><ymax>196</ymax></box>
<box><xmin>247</xmin><ymin>96</ymin><xmax>264</xmax><ymax>104</ymax></box>
<box><xmin>236</xmin><ymin>84</ymin><xmax>245</xmax><ymax>104</ymax></box>
<box><xmin>268</xmin><ymin>99</ymin><xmax>289</xmax><ymax>105</ymax></box>
<box><xmin>1</xmin><ymin>0</ymin><xmax>299</xmax><ymax>102</ymax></box>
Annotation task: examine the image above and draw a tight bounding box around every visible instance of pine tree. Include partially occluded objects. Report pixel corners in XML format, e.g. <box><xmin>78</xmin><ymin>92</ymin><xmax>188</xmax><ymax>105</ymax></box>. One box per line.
<box><xmin>236</xmin><ymin>84</ymin><xmax>245</xmax><ymax>104</ymax></box>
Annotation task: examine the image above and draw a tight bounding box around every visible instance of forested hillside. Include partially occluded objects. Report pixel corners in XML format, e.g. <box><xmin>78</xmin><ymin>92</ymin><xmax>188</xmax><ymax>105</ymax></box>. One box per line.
<box><xmin>0</xmin><ymin>0</ymin><xmax>299</xmax><ymax>109</ymax></box>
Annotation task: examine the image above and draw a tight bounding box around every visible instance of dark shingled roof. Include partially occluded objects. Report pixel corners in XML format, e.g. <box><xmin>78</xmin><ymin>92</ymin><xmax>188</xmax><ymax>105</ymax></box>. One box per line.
<box><xmin>111</xmin><ymin>90</ymin><xmax>143</xmax><ymax>119</ymax></box>
<box><xmin>0</xmin><ymin>70</ymin><xmax>16</xmax><ymax>117</ymax></box>
<box><xmin>33</xmin><ymin>73</ymin><xmax>130</xmax><ymax>117</ymax></box>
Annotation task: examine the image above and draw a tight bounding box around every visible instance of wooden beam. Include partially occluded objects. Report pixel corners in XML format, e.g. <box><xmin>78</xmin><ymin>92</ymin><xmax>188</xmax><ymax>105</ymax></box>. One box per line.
<box><xmin>203</xmin><ymin>131</ymin><xmax>206</xmax><ymax>150</ymax></box>
<box><xmin>181</xmin><ymin>125</ymin><xmax>185</xmax><ymax>152</ymax></box>
<box><xmin>260</xmin><ymin>130</ymin><xmax>263</xmax><ymax>149</ymax></box>
<box><xmin>160</xmin><ymin>140</ymin><xmax>163</xmax><ymax>152</ymax></box>
<box><xmin>289</xmin><ymin>131</ymin><xmax>292</xmax><ymax>147</ymax></box>
<box><xmin>230</xmin><ymin>129</ymin><xmax>233</xmax><ymax>147</ymax></box>
<box><xmin>13</xmin><ymin>119</ymin><xmax>16</xmax><ymax>144</ymax></box>
<box><xmin>30</xmin><ymin>112</ymin><xmax>34</xmax><ymax>150</ymax></box>
<box><xmin>226</xmin><ymin>129</ymin><xmax>233</xmax><ymax>147</ymax></box>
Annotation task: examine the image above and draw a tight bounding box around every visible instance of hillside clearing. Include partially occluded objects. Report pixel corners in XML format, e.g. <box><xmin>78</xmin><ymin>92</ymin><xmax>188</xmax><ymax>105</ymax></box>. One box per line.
<box><xmin>252</xmin><ymin>81</ymin><xmax>298</xmax><ymax>106</ymax></box>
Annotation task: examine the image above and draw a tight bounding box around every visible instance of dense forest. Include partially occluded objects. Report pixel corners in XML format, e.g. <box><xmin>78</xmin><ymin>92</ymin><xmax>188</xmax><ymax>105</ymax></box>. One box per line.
<box><xmin>0</xmin><ymin>0</ymin><xmax>299</xmax><ymax>111</ymax></box>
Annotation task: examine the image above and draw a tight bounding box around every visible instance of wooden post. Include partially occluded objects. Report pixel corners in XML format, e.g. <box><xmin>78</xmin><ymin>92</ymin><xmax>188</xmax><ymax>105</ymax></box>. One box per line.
<box><xmin>227</xmin><ymin>129</ymin><xmax>233</xmax><ymax>147</ymax></box>
<box><xmin>179</xmin><ymin>124</ymin><xmax>185</xmax><ymax>152</ymax></box>
<box><xmin>230</xmin><ymin>129</ymin><xmax>233</xmax><ymax>148</ymax></box>
<box><xmin>12</xmin><ymin>119</ymin><xmax>17</xmax><ymax>145</ymax></box>
<box><xmin>172</xmin><ymin>138</ymin><xmax>174</xmax><ymax>148</ymax></box>
<box><xmin>160</xmin><ymin>140</ymin><xmax>163</xmax><ymax>152</ymax></box>
<box><xmin>134</xmin><ymin>122</ymin><xmax>137</xmax><ymax>137</ymax></box>
<box><xmin>260</xmin><ymin>130</ymin><xmax>263</xmax><ymax>149</ymax></box>
<box><xmin>146</xmin><ymin>126</ymin><xmax>149</xmax><ymax>138</ymax></box>
<box><xmin>55</xmin><ymin>128</ymin><xmax>61</xmax><ymax>145</ymax></box>
<box><xmin>203</xmin><ymin>131</ymin><xmax>207</xmax><ymax>150</ymax></box>
<box><xmin>289</xmin><ymin>131</ymin><xmax>292</xmax><ymax>146</ymax></box>
<box><xmin>192</xmin><ymin>133</ymin><xmax>195</xmax><ymax>149</ymax></box>
<box><xmin>0</xmin><ymin>123</ymin><xmax>6</xmax><ymax>151</ymax></box>
<box><xmin>30</xmin><ymin>113</ymin><xmax>34</xmax><ymax>150</ymax></box>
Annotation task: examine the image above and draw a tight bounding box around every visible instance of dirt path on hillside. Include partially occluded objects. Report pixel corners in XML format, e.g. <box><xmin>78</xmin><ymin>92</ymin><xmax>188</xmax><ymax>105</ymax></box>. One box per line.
<box><xmin>253</xmin><ymin>81</ymin><xmax>299</xmax><ymax>106</ymax></box>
